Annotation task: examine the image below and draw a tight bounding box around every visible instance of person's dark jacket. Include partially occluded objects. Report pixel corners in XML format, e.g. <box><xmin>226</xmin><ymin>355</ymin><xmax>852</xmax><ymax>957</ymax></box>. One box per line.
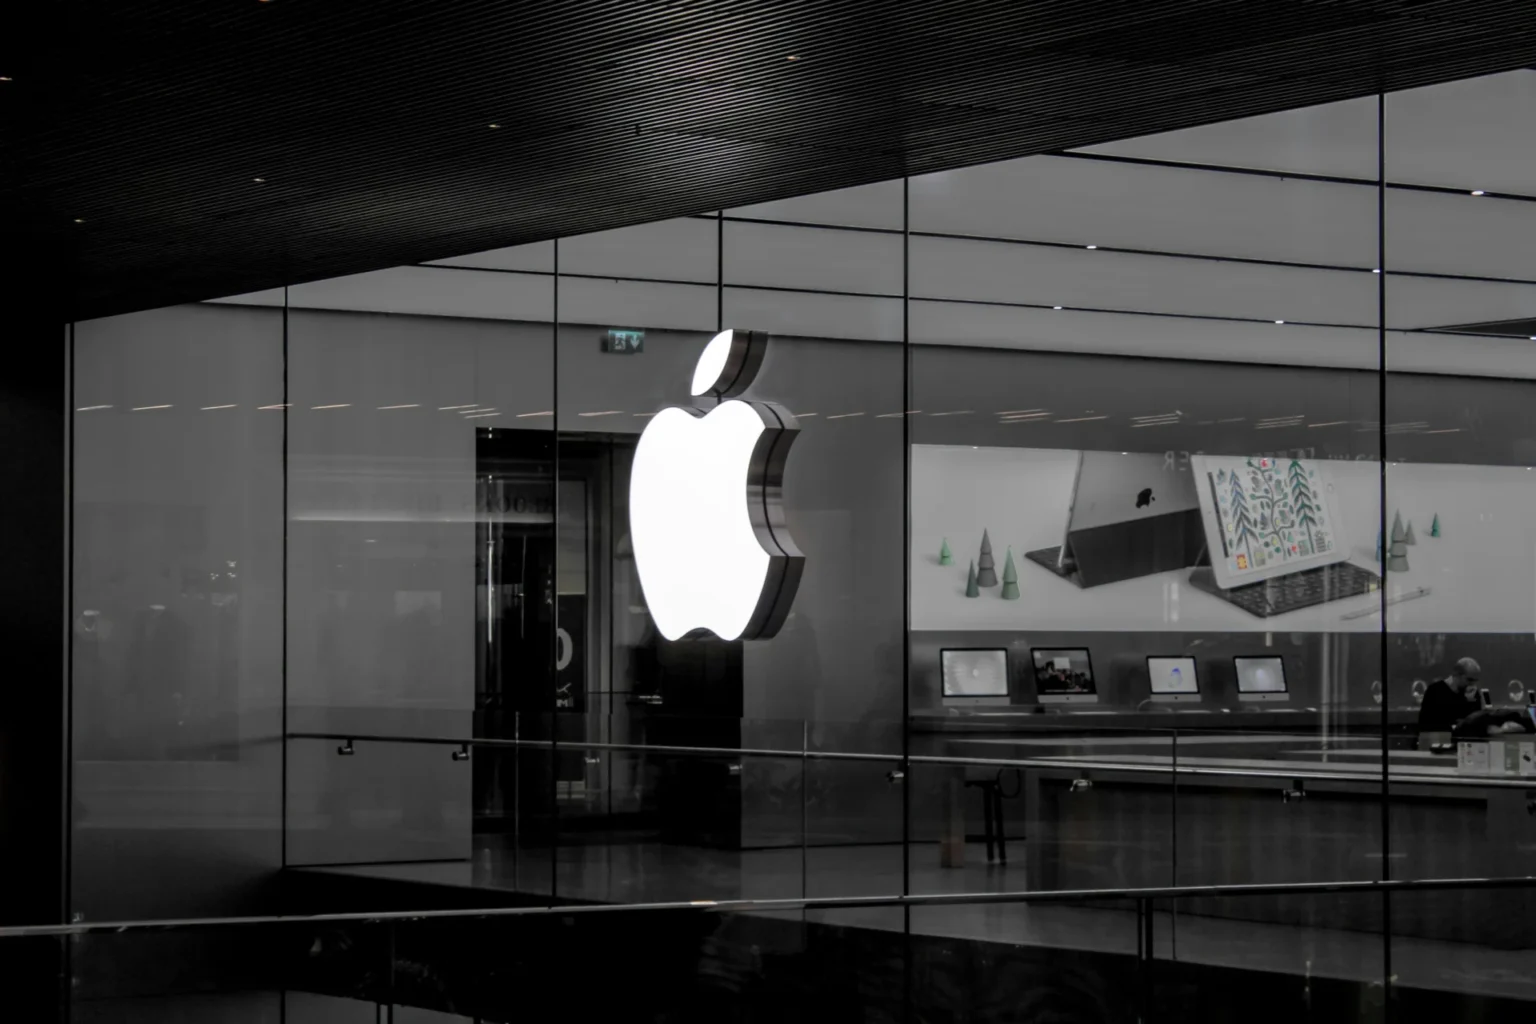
<box><xmin>1418</xmin><ymin>678</ymin><xmax>1478</xmax><ymax>734</ymax></box>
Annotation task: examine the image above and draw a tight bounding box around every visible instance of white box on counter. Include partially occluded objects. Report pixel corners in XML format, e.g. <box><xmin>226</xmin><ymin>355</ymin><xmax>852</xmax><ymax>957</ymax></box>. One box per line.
<box><xmin>1457</xmin><ymin>740</ymin><xmax>1490</xmax><ymax>775</ymax></box>
<box><xmin>1457</xmin><ymin>736</ymin><xmax>1536</xmax><ymax>776</ymax></box>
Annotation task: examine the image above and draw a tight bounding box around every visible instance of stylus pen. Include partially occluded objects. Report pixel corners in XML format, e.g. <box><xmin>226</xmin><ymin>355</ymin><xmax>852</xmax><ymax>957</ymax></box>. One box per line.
<box><xmin>1338</xmin><ymin>585</ymin><xmax>1431</xmax><ymax>620</ymax></box>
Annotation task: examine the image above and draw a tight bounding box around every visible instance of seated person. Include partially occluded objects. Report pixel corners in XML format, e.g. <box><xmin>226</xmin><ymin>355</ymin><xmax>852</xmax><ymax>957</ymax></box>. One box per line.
<box><xmin>1417</xmin><ymin>657</ymin><xmax>1481</xmax><ymax>748</ymax></box>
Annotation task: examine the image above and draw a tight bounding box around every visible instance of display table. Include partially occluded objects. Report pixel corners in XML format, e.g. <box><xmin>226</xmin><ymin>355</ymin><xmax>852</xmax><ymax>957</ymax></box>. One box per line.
<box><xmin>914</xmin><ymin>715</ymin><xmax>1536</xmax><ymax>948</ymax></box>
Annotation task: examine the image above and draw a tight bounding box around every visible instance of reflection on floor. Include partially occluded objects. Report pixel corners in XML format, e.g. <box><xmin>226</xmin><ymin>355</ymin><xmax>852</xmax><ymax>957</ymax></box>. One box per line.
<box><xmin>298</xmin><ymin>839</ymin><xmax>1536</xmax><ymax>1003</ymax></box>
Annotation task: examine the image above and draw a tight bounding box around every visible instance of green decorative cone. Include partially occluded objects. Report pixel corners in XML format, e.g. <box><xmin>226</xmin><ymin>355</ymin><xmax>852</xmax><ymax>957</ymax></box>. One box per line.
<box><xmin>1000</xmin><ymin>547</ymin><xmax>1019</xmax><ymax>600</ymax></box>
<box><xmin>1430</xmin><ymin>513</ymin><xmax>1440</xmax><ymax>538</ymax></box>
<box><xmin>939</xmin><ymin>537</ymin><xmax>952</xmax><ymax>565</ymax></box>
<box><xmin>1403</xmin><ymin>520</ymin><xmax>1417</xmax><ymax>546</ymax></box>
<box><xmin>964</xmin><ymin>560</ymin><xmax>980</xmax><ymax>598</ymax></box>
<box><xmin>976</xmin><ymin>529</ymin><xmax>998</xmax><ymax>587</ymax></box>
<box><xmin>1386</xmin><ymin>530</ymin><xmax>1409</xmax><ymax>573</ymax></box>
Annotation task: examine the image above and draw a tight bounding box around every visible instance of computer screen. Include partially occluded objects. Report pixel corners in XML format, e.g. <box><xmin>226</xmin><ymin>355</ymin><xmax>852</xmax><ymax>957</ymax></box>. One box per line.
<box><xmin>1148</xmin><ymin>656</ymin><xmax>1199</xmax><ymax>695</ymax></box>
<box><xmin>1234</xmin><ymin>656</ymin><xmax>1288</xmax><ymax>699</ymax></box>
<box><xmin>1193</xmin><ymin>455</ymin><xmax>1342</xmax><ymax>585</ymax></box>
<box><xmin>1031</xmin><ymin>648</ymin><xmax>1097</xmax><ymax>702</ymax></box>
<box><xmin>941</xmin><ymin>649</ymin><xmax>1009</xmax><ymax>698</ymax></box>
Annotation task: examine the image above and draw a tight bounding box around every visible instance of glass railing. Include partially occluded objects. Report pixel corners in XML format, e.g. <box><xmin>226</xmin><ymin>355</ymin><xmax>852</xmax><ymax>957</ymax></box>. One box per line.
<box><xmin>279</xmin><ymin>709</ymin><xmax>1535</xmax><ymax>912</ymax></box>
<box><xmin>8</xmin><ymin>877</ymin><xmax>1535</xmax><ymax>1021</ymax></box>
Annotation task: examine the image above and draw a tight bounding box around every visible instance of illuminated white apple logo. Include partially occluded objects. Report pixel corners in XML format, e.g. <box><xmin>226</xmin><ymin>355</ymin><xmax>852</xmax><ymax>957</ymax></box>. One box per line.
<box><xmin>630</xmin><ymin>328</ymin><xmax>803</xmax><ymax>641</ymax></box>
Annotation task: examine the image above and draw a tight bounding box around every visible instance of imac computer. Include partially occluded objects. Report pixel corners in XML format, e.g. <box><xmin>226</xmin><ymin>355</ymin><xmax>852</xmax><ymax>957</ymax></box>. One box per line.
<box><xmin>1234</xmin><ymin>656</ymin><xmax>1289</xmax><ymax>703</ymax></box>
<box><xmin>941</xmin><ymin>648</ymin><xmax>1011</xmax><ymax>707</ymax></box>
<box><xmin>1147</xmin><ymin>656</ymin><xmax>1201</xmax><ymax>704</ymax></box>
<box><xmin>1031</xmin><ymin>648</ymin><xmax>1098</xmax><ymax>705</ymax></box>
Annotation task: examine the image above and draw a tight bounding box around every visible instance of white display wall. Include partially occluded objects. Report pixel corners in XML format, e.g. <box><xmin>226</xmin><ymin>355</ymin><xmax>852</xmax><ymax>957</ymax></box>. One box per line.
<box><xmin>911</xmin><ymin>444</ymin><xmax>1536</xmax><ymax>634</ymax></box>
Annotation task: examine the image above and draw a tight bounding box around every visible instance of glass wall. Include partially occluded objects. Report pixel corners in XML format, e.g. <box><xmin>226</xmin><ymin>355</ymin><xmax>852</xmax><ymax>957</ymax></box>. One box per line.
<box><xmin>56</xmin><ymin>68</ymin><xmax>1536</xmax><ymax>1018</ymax></box>
<box><xmin>905</xmin><ymin>97</ymin><xmax>1385</xmax><ymax>898</ymax></box>
<box><xmin>71</xmin><ymin>303</ymin><xmax>284</xmax><ymax>920</ymax></box>
<box><xmin>1383</xmin><ymin>74</ymin><xmax>1536</xmax><ymax>949</ymax></box>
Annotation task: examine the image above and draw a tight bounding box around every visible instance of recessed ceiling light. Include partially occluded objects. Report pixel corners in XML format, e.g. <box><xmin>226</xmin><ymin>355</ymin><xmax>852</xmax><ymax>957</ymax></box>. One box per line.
<box><xmin>73</xmin><ymin>218</ymin><xmax>85</xmax><ymax>224</ymax></box>
<box><xmin>1052</xmin><ymin>305</ymin><xmax>1063</xmax><ymax>310</ymax></box>
<box><xmin>0</xmin><ymin>77</ymin><xmax>12</xmax><ymax>82</ymax></box>
<box><xmin>487</xmin><ymin>123</ymin><xmax>501</xmax><ymax>129</ymax></box>
<box><xmin>1371</xmin><ymin>268</ymin><xmax>1382</xmax><ymax>274</ymax></box>
<box><xmin>786</xmin><ymin>55</ymin><xmax>800</xmax><ymax>61</ymax></box>
<box><xmin>1529</xmin><ymin>336</ymin><xmax>1536</xmax><ymax>341</ymax></box>
<box><xmin>1471</xmin><ymin>190</ymin><xmax>1485</xmax><ymax>196</ymax></box>
<box><xmin>1085</xmin><ymin>244</ymin><xmax>1098</xmax><ymax>250</ymax></box>
<box><xmin>1274</xmin><ymin>320</ymin><xmax>1285</xmax><ymax>325</ymax></box>
<box><xmin>253</xmin><ymin>177</ymin><xmax>266</xmax><ymax>183</ymax></box>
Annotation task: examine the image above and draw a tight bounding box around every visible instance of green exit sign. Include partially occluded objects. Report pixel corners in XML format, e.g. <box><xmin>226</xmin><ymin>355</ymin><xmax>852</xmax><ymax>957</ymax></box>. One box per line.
<box><xmin>603</xmin><ymin>329</ymin><xmax>645</xmax><ymax>354</ymax></box>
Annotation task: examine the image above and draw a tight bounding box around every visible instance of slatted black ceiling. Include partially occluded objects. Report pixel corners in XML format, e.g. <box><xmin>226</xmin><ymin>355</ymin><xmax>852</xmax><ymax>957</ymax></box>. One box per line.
<box><xmin>3</xmin><ymin>0</ymin><xmax>1535</xmax><ymax>320</ymax></box>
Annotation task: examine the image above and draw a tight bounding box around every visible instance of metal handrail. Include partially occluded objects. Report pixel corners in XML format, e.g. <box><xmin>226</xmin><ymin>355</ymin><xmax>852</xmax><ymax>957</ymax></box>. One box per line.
<box><xmin>287</xmin><ymin>731</ymin><xmax>1536</xmax><ymax>790</ymax></box>
<box><xmin>3</xmin><ymin>874</ymin><xmax>1533</xmax><ymax>941</ymax></box>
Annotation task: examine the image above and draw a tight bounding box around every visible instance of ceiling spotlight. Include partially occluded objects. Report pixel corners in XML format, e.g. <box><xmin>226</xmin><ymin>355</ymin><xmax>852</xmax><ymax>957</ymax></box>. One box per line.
<box><xmin>1052</xmin><ymin>305</ymin><xmax>1063</xmax><ymax>310</ymax></box>
<box><xmin>786</xmin><ymin>55</ymin><xmax>800</xmax><ymax>61</ymax></box>
<box><xmin>0</xmin><ymin>76</ymin><xmax>12</xmax><ymax>82</ymax></box>
<box><xmin>1371</xmin><ymin>268</ymin><xmax>1382</xmax><ymax>274</ymax></box>
<box><xmin>487</xmin><ymin>123</ymin><xmax>501</xmax><ymax>129</ymax></box>
<box><xmin>1529</xmin><ymin>336</ymin><xmax>1536</xmax><ymax>341</ymax></box>
<box><xmin>1274</xmin><ymin>320</ymin><xmax>1285</xmax><ymax>325</ymax></box>
<box><xmin>1471</xmin><ymin>190</ymin><xmax>1485</xmax><ymax>196</ymax></box>
<box><xmin>1085</xmin><ymin>244</ymin><xmax>1098</xmax><ymax>250</ymax></box>
<box><xmin>253</xmin><ymin>177</ymin><xmax>266</xmax><ymax>183</ymax></box>
<box><xmin>73</xmin><ymin>218</ymin><xmax>85</xmax><ymax>224</ymax></box>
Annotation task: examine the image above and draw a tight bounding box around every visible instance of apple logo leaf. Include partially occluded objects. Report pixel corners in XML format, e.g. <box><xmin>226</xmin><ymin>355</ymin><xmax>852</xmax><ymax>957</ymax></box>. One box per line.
<box><xmin>630</xmin><ymin>329</ymin><xmax>804</xmax><ymax>642</ymax></box>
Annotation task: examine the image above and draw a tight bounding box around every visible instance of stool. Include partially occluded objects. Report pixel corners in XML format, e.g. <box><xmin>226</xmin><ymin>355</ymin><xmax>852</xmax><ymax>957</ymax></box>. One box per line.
<box><xmin>963</xmin><ymin>774</ymin><xmax>1007</xmax><ymax>863</ymax></box>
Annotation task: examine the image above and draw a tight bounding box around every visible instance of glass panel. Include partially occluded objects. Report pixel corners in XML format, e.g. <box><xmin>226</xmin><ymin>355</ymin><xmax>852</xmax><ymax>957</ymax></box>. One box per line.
<box><xmin>1384</xmin><ymin>70</ymin><xmax>1536</xmax><ymax>898</ymax></box>
<box><xmin>71</xmin><ymin>303</ymin><xmax>284</xmax><ymax>921</ymax></box>
<box><xmin>553</xmin><ymin>223</ymin><xmax>722</xmax><ymax>904</ymax></box>
<box><xmin>1387</xmin><ymin>884</ymin><xmax>1536</xmax><ymax>1016</ymax></box>
<box><xmin>2</xmin><ymin>883</ymin><xmax>1529</xmax><ymax>1019</ymax></box>
<box><xmin>723</xmin><ymin>196</ymin><xmax>908</xmax><ymax>902</ymax></box>
<box><xmin>283</xmin><ymin>277</ymin><xmax>554</xmax><ymax>909</ymax></box>
<box><xmin>908</xmin><ymin>96</ymin><xmax>1386</xmax><ymax>894</ymax></box>
<box><xmin>1155</xmin><ymin>890</ymin><xmax>1388</xmax><ymax>1020</ymax></box>
<box><xmin>542</xmin><ymin>193</ymin><xmax>909</xmax><ymax>903</ymax></box>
